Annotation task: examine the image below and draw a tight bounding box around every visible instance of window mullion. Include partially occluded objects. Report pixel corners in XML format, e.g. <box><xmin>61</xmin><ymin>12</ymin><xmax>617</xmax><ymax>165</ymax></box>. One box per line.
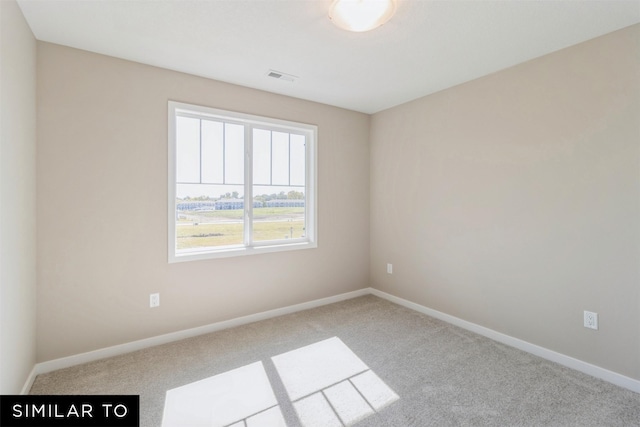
<box><xmin>288</xmin><ymin>133</ymin><xmax>291</xmax><ymax>186</ymax></box>
<box><xmin>304</xmin><ymin>136</ymin><xmax>310</xmax><ymax>241</ymax></box>
<box><xmin>244</xmin><ymin>125</ymin><xmax>253</xmax><ymax>247</ymax></box>
<box><xmin>222</xmin><ymin>123</ymin><xmax>226</xmax><ymax>184</ymax></box>
<box><xmin>269</xmin><ymin>131</ymin><xmax>273</xmax><ymax>186</ymax></box>
<box><xmin>199</xmin><ymin>119</ymin><xmax>203</xmax><ymax>184</ymax></box>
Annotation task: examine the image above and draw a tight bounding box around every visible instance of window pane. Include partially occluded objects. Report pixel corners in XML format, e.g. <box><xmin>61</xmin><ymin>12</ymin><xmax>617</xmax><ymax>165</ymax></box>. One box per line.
<box><xmin>290</xmin><ymin>134</ymin><xmax>306</xmax><ymax>186</ymax></box>
<box><xmin>253</xmin><ymin>185</ymin><xmax>305</xmax><ymax>243</ymax></box>
<box><xmin>271</xmin><ymin>131</ymin><xmax>289</xmax><ymax>186</ymax></box>
<box><xmin>225</xmin><ymin>123</ymin><xmax>244</xmax><ymax>184</ymax></box>
<box><xmin>253</xmin><ymin>129</ymin><xmax>271</xmax><ymax>185</ymax></box>
<box><xmin>201</xmin><ymin>120</ymin><xmax>224</xmax><ymax>184</ymax></box>
<box><xmin>176</xmin><ymin>116</ymin><xmax>200</xmax><ymax>183</ymax></box>
<box><xmin>176</xmin><ymin>184</ymin><xmax>244</xmax><ymax>250</ymax></box>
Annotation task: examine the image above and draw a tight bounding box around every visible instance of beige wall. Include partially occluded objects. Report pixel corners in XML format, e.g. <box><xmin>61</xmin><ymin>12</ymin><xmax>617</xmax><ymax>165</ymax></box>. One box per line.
<box><xmin>36</xmin><ymin>43</ymin><xmax>370</xmax><ymax>362</ymax></box>
<box><xmin>370</xmin><ymin>24</ymin><xmax>640</xmax><ymax>380</ymax></box>
<box><xmin>0</xmin><ymin>0</ymin><xmax>38</xmax><ymax>393</ymax></box>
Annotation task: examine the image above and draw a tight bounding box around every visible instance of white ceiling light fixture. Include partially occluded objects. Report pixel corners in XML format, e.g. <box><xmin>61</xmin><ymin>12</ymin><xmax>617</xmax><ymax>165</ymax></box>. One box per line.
<box><xmin>329</xmin><ymin>0</ymin><xmax>397</xmax><ymax>32</ymax></box>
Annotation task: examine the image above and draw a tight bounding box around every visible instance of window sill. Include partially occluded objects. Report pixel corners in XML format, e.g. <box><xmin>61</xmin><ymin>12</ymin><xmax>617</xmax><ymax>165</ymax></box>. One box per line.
<box><xmin>169</xmin><ymin>240</ymin><xmax>318</xmax><ymax>263</ymax></box>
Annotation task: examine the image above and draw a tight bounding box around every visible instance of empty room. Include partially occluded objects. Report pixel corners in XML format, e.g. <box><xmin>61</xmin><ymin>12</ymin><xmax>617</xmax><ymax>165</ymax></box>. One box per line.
<box><xmin>1</xmin><ymin>0</ymin><xmax>639</xmax><ymax>426</ymax></box>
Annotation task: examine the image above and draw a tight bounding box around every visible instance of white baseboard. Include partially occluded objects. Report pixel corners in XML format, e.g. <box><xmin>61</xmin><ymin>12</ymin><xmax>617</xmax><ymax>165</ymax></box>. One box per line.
<box><xmin>33</xmin><ymin>288</ymin><xmax>370</xmax><ymax>377</ymax></box>
<box><xmin>26</xmin><ymin>286</ymin><xmax>640</xmax><ymax>396</ymax></box>
<box><xmin>370</xmin><ymin>288</ymin><xmax>640</xmax><ymax>394</ymax></box>
<box><xmin>20</xmin><ymin>366</ymin><xmax>38</xmax><ymax>395</ymax></box>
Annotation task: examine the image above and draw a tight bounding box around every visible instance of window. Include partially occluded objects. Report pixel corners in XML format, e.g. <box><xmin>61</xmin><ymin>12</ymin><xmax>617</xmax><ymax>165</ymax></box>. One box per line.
<box><xmin>168</xmin><ymin>101</ymin><xmax>317</xmax><ymax>262</ymax></box>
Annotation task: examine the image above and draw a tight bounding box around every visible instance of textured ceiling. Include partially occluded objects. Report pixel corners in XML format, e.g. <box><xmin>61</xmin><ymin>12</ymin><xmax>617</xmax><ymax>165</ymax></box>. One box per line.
<box><xmin>17</xmin><ymin>0</ymin><xmax>640</xmax><ymax>113</ymax></box>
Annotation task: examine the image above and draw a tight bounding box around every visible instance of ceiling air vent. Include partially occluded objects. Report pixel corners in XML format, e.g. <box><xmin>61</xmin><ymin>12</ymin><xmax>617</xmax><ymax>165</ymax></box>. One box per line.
<box><xmin>266</xmin><ymin>69</ymin><xmax>298</xmax><ymax>83</ymax></box>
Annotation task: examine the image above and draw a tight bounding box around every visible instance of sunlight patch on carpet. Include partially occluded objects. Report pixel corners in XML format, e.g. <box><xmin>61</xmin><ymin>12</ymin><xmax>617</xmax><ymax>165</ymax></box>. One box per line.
<box><xmin>271</xmin><ymin>337</ymin><xmax>369</xmax><ymax>400</ymax></box>
<box><xmin>161</xmin><ymin>361</ymin><xmax>285</xmax><ymax>427</ymax></box>
<box><xmin>162</xmin><ymin>337</ymin><xmax>398</xmax><ymax>427</ymax></box>
<box><xmin>272</xmin><ymin>337</ymin><xmax>399</xmax><ymax>426</ymax></box>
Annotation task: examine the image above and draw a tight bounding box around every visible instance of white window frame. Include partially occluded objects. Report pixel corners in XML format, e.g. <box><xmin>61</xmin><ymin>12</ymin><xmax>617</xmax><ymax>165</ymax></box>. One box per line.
<box><xmin>168</xmin><ymin>101</ymin><xmax>318</xmax><ymax>263</ymax></box>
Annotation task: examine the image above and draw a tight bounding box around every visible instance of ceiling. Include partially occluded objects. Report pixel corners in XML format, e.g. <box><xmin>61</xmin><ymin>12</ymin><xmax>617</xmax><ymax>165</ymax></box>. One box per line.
<box><xmin>17</xmin><ymin>0</ymin><xmax>640</xmax><ymax>114</ymax></box>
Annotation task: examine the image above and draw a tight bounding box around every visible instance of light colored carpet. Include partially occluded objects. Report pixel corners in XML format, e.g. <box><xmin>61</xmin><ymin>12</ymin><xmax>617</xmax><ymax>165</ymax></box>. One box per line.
<box><xmin>30</xmin><ymin>295</ymin><xmax>640</xmax><ymax>426</ymax></box>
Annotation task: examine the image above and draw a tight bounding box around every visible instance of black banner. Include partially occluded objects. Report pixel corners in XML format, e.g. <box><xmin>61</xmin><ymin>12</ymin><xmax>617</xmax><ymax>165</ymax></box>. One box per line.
<box><xmin>0</xmin><ymin>395</ymin><xmax>139</xmax><ymax>427</ymax></box>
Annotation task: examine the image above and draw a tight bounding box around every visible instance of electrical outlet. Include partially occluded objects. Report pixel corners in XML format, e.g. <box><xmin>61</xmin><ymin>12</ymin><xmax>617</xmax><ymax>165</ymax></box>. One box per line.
<box><xmin>387</xmin><ymin>263</ymin><xmax>393</xmax><ymax>274</ymax></box>
<box><xmin>584</xmin><ymin>310</ymin><xmax>598</xmax><ymax>330</ymax></box>
<box><xmin>150</xmin><ymin>293</ymin><xmax>160</xmax><ymax>308</ymax></box>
